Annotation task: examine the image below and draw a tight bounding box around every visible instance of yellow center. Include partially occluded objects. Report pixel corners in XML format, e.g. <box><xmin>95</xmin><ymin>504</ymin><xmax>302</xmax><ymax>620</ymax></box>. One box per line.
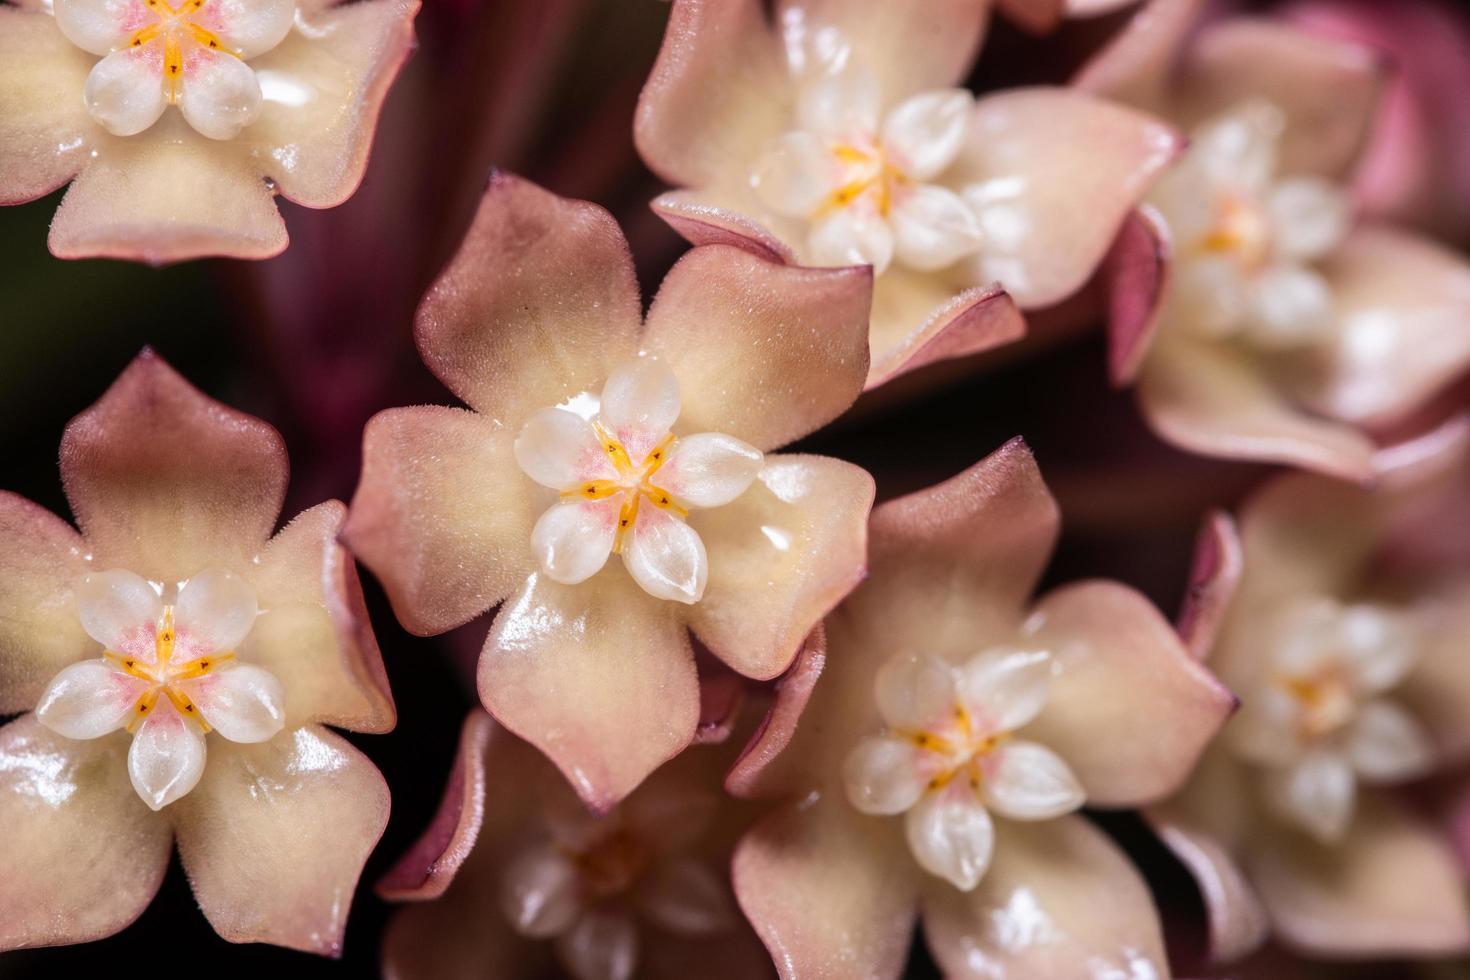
<box><xmin>562</xmin><ymin>421</ymin><xmax>687</xmax><ymax>554</ymax></box>
<box><xmin>105</xmin><ymin>606</ymin><xmax>234</xmax><ymax>733</ymax></box>
<box><xmin>127</xmin><ymin>0</ymin><xmax>234</xmax><ymax>104</ymax></box>
<box><xmin>1196</xmin><ymin>194</ymin><xmax>1271</xmax><ymax>271</ymax></box>
<box><xmin>1280</xmin><ymin>668</ymin><xmax>1356</xmax><ymax>741</ymax></box>
<box><xmin>817</xmin><ymin>142</ymin><xmax>908</xmax><ymax>220</ymax></box>
<box><xmin>900</xmin><ymin>704</ymin><xmax>1011</xmax><ymax>793</ymax></box>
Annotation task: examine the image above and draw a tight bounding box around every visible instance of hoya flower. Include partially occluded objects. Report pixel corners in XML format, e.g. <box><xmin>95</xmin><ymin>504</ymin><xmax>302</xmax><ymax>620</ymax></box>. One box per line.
<box><xmin>1150</xmin><ymin>420</ymin><xmax>1470</xmax><ymax>963</ymax></box>
<box><xmin>380</xmin><ymin>712</ymin><xmax>770</xmax><ymax>980</ymax></box>
<box><xmin>0</xmin><ymin>350</ymin><xmax>395</xmax><ymax>953</ymax></box>
<box><xmin>0</xmin><ymin>0</ymin><xmax>418</xmax><ymax>262</ymax></box>
<box><xmin>727</xmin><ymin>439</ymin><xmax>1234</xmax><ymax>977</ymax></box>
<box><xmin>1080</xmin><ymin>0</ymin><xmax>1470</xmax><ymax>480</ymax></box>
<box><xmin>345</xmin><ymin>173</ymin><xmax>875</xmax><ymax>812</ymax></box>
<box><xmin>635</xmin><ymin>0</ymin><xmax>1181</xmax><ymax>386</ymax></box>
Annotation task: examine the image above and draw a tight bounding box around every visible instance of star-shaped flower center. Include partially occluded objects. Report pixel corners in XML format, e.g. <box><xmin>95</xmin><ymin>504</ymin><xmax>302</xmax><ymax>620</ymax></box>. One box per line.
<box><xmin>1149</xmin><ymin>99</ymin><xmax>1352</xmax><ymax>350</ymax></box>
<box><xmin>35</xmin><ymin>567</ymin><xmax>285</xmax><ymax>810</ymax></box>
<box><xmin>514</xmin><ymin>357</ymin><xmax>764</xmax><ymax>605</ymax></box>
<box><xmin>53</xmin><ymin>0</ymin><xmax>297</xmax><ymax>139</ymax></box>
<box><xmin>750</xmin><ymin>61</ymin><xmax>981</xmax><ymax>275</ymax></box>
<box><xmin>843</xmin><ymin>648</ymin><xmax>1084</xmax><ymax>891</ymax></box>
<box><xmin>1226</xmin><ymin>598</ymin><xmax>1435</xmax><ymax>844</ymax></box>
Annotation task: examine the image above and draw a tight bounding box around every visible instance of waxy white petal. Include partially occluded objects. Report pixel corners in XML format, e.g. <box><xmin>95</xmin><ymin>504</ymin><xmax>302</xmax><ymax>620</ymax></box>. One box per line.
<box><xmin>954</xmin><ymin>647</ymin><xmax>1053</xmax><ymax>735</ymax></box>
<box><xmin>1171</xmin><ymin>254</ymin><xmax>1250</xmax><ymax>340</ymax></box>
<box><xmin>843</xmin><ymin>734</ymin><xmax>931</xmax><ymax>815</ymax></box>
<box><xmin>84</xmin><ymin>47</ymin><xmax>169</xmax><ymax>138</ymax></box>
<box><xmin>1335</xmin><ymin>604</ymin><xmax>1420</xmax><ymax>695</ymax></box>
<box><xmin>623</xmin><ymin>503</ymin><xmax>707</xmax><ymax>604</ymax></box>
<box><xmin>1347</xmin><ymin>700</ymin><xmax>1435</xmax><ymax>783</ymax></box>
<box><xmin>35</xmin><ymin>660</ymin><xmax>148</xmax><ymax>739</ymax></box>
<box><xmin>808</xmin><ymin>207</ymin><xmax>893</xmax><ymax>273</ymax></box>
<box><xmin>796</xmin><ymin>63</ymin><xmax>880</xmax><ymax>140</ymax></box>
<box><xmin>128</xmin><ymin>700</ymin><xmax>206</xmax><ymax>811</ymax></box>
<box><xmin>53</xmin><ymin>0</ymin><xmax>145</xmax><ymax>56</ymax></box>
<box><xmin>500</xmin><ymin>846</ymin><xmax>582</xmax><ymax>939</ymax></box>
<box><xmin>1247</xmin><ymin>264</ymin><xmax>1334</xmax><ymax>349</ymax></box>
<box><xmin>556</xmin><ymin>907</ymin><xmax>638</xmax><ymax>980</ymax></box>
<box><xmin>1192</xmin><ymin>99</ymin><xmax>1283</xmax><ymax>195</ymax></box>
<box><xmin>516</xmin><ymin>407</ymin><xmax>616</xmax><ymax>490</ymax></box>
<box><xmin>904</xmin><ymin>784</ymin><xmax>995</xmax><ymax>891</ymax></box>
<box><xmin>881</xmin><ymin>89</ymin><xmax>972</xmax><ymax>182</ymax></box>
<box><xmin>599</xmin><ymin>358</ymin><xmax>681</xmax><ymax>461</ymax></box>
<box><xmin>178</xmin><ymin>47</ymin><xmax>263</xmax><ymax>141</ymax></box>
<box><xmin>206</xmin><ymin>0</ymin><xmax>296</xmax><ymax>59</ymax></box>
<box><xmin>655</xmin><ymin>433</ymin><xmax>762</xmax><ymax>509</ymax></box>
<box><xmin>1264</xmin><ymin>749</ymin><xmax>1356</xmax><ymax>845</ymax></box>
<box><xmin>890</xmin><ymin>184</ymin><xmax>982</xmax><ymax>272</ymax></box>
<box><xmin>751</xmin><ymin>131</ymin><xmax>833</xmax><ymax>218</ymax></box>
<box><xmin>1268</xmin><ymin>177</ymin><xmax>1350</xmax><ymax>262</ymax></box>
<box><xmin>530</xmin><ymin>498</ymin><xmax>620</xmax><ymax>586</ymax></box>
<box><xmin>1226</xmin><ymin>683</ymin><xmax>1305</xmax><ymax>768</ymax></box>
<box><xmin>874</xmin><ymin>652</ymin><xmax>956</xmax><ymax>732</ymax></box>
<box><xmin>635</xmin><ymin>857</ymin><xmax>736</xmax><ymax>936</ymax></box>
<box><xmin>175</xmin><ymin>567</ymin><xmax>257</xmax><ymax>655</ymax></box>
<box><xmin>981</xmin><ymin>739</ymin><xmax>1086</xmax><ymax>821</ymax></box>
<box><xmin>76</xmin><ymin>568</ymin><xmax>162</xmax><ymax>660</ymax></box>
<box><xmin>184</xmin><ymin>664</ymin><xmax>285</xmax><ymax>744</ymax></box>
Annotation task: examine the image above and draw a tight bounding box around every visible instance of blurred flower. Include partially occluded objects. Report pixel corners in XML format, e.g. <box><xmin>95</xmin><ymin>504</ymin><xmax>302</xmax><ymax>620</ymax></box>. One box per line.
<box><xmin>1150</xmin><ymin>419</ymin><xmax>1470</xmax><ymax>963</ymax></box>
<box><xmin>727</xmin><ymin>438</ymin><xmax>1234</xmax><ymax>977</ymax></box>
<box><xmin>0</xmin><ymin>0</ymin><xmax>418</xmax><ymax>262</ymax></box>
<box><xmin>634</xmin><ymin>0</ymin><xmax>1180</xmax><ymax>387</ymax></box>
<box><xmin>344</xmin><ymin>173</ymin><xmax>875</xmax><ymax>812</ymax></box>
<box><xmin>0</xmin><ymin>350</ymin><xmax>395</xmax><ymax>953</ymax></box>
<box><xmin>1081</xmin><ymin>0</ymin><xmax>1470</xmax><ymax>480</ymax></box>
<box><xmin>379</xmin><ymin>711</ymin><xmax>771</xmax><ymax>980</ymax></box>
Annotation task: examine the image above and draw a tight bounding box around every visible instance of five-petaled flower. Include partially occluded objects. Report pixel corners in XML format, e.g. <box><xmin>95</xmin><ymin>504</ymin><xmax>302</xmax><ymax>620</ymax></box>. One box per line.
<box><xmin>636</xmin><ymin>0</ymin><xmax>1181</xmax><ymax>386</ymax></box>
<box><xmin>726</xmin><ymin>439</ymin><xmax>1234</xmax><ymax>978</ymax></box>
<box><xmin>345</xmin><ymin>173</ymin><xmax>876</xmax><ymax>812</ymax></box>
<box><xmin>379</xmin><ymin>712</ymin><xmax>772</xmax><ymax>980</ymax></box>
<box><xmin>0</xmin><ymin>0</ymin><xmax>419</xmax><ymax>261</ymax></box>
<box><xmin>1146</xmin><ymin>419</ymin><xmax>1470</xmax><ymax>964</ymax></box>
<box><xmin>0</xmin><ymin>350</ymin><xmax>395</xmax><ymax>954</ymax></box>
<box><xmin>1082</xmin><ymin>0</ymin><xmax>1470</xmax><ymax>481</ymax></box>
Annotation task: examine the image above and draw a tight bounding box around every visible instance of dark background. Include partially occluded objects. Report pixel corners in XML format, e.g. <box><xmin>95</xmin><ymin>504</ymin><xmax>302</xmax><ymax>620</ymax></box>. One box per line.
<box><xmin>1</xmin><ymin>1</ymin><xmax>1466</xmax><ymax>977</ymax></box>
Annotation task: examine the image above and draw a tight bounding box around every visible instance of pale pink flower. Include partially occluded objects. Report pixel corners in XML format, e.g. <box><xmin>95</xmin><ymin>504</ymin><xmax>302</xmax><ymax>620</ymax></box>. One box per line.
<box><xmin>0</xmin><ymin>0</ymin><xmax>418</xmax><ymax>262</ymax></box>
<box><xmin>635</xmin><ymin>0</ymin><xmax>1181</xmax><ymax>387</ymax></box>
<box><xmin>379</xmin><ymin>711</ymin><xmax>772</xmax><ymax>980</ymax></box>
<box><xmin>1082</xmin><ymin>0</ymin><xmax>1470</xmax><ymax>480</ymax></box>
<box><xmin>0</xmin><ymin>350</ymin><xmax>395</xmax><ymax>953</ymax></box>
<box><xmin>1151</xmin><ymin>419</ymin><xmax>1470</xmax><ymax>963</ymax></box>
<box><xmin>727</xmin><ymin>438</ymin><xmax>1234</xmax><ymax>977</ymax></box>
<box><xmin>344</xmin><ymin>173</ymin><xmax>875</xmax><ymax>812</ymax></box>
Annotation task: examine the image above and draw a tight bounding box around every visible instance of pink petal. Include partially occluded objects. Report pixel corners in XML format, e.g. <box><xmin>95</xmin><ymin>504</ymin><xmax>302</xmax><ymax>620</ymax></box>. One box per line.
<box><xmin>690</xmin><ymin>454</ymin><xmax>872</xmax><ymax>680</ymax></box>
<box><xmin>733</xmin><ymin>797</ymin><xmax>919</xmax><ymax>979</ymax></box>
<box><xmin>378</xmin><ymin>710</ymin><xmax>495</xmax><ymax>901</ymax></box>
<box><xmin>850</xmin><ymin>439</ymin><xmax>1058</xmax><ymax>666</ymax></box>
<box><xmin>1175</xmin><ymin>18</ymin><xmax>1385</xmax><ymax>180</ymax></box>
<box><xmin>649</xmin><ymin>189</ymin><xmax>795</xmax><ymax>264</ymax></box>
<box><xmin>867</xmin><ymin>280</ymin><xmax>1026</xmax><ymax>389</ymax></box>
<box><xmin>954</xmin><ymin>88</ymin><xmax>1182</xmax><ymax>309</ymax></box>
<box><xmin>250</xmin><ymin>501</ymin><xmax>395</xmax><ymax>732</ymax></box>
<box><xmin>173</xmin><ymin>726</ymin><xmax>390</xmax><ymax>955</ymax></box>
<box><xmin>49</xmin><ymin>115</ymin><xmax>287</xmax><ymax>262</ymax></box>
<box><xmin>920</xmin><ymin>815</ymin><xmax>1169</xmax><ymax>978</ymax></box>
<box><xmin>1248</xmin><ymin>795</ymin><xmax>1470</xmax><ymax>957</ymax></box>
<box><xmin>344</xmin><ymin>406</ymin><xmax>537</xmax><ymax>635</ymax></box>
<box><xmin>0</xmin><ymin>7</ymin><xmax>92</xmax><ymax>206</ymax></box>
<box><xmin>242</xmin><ymin>0</ymin><xmax>418</xmax><ymax>206</ymax></box>
<box><xmin>1400</xmin><ymin>582</ymin><xmax>1470</xmax><ymax>764</ymax></box>
<box><xmin>0</xmin><ymin>492</ymin><xmax>91</xmax><ymax>713</ymax></box>
<box><xmin>642</xmin><ymin>244</ymin><xmax>870</xmax><ymax>453</ymax></box>
<box><xmin>60</xmin><ymin>350</ymin><xmax>288</xmax><ymax>582</ymax></box>
<box><xmin>996</xmin><ymin>0</ymin><xmax>1063</xmax><ymax>34</ymax></box>
<box><xmin>1302</xmin><ymin>223</ymin><xmax>1470</xmax><ymax>427</ymax></box>
<box><xmin>478</xmin><ymin>572</ymin><xmax>699</xmax><ymax>811</ymax></box>
<box><xmin>383</xmin><ymin>889</ymin><xmax>546</xmax><ymax>979</ymax></box>
<box><xmin>415</xmin><ymin>172</ymin><xmax>641</xmax><ymax>419</ymax></box>
<box><xmin>1102</xmin><ymin>207</ymin><xmax>1170</xmax><ymax>387</ymax></box>
<box><xmin>635</xmin><ymin>0</ymin><xmax>790</xmax><ymax>190</ymax></box>
<box><xmin>1136</xmin><ymin>332</ymin><xmax>1378</xmax><ymax>481</ymax></box>
<box><xmin>1022</xmin><ymin>580</ymin><xmax>1236</xmax><ymax>806</ymax></box>
<box><xmin>0</xmin><ymin>714</ymin><xmax>171</xmax><ymax>950</ymax></box>
<box><xmin>776</xmin><ymin>0</ymin><xmax>991</xmax><ymax>100</ymax></box>
<box><xmin>1072</xmin><ymin>0</ymin><xmax>1205</xmax><ymax>112</ymax></box>
<box><xmin>725</xmin><ymin>626</ymin><xmax>825</xmax><ymax>798</ymax></box>
<box><xmin>1176</xmin><ymin>509</ymin><xmax>1243</xmax><ymax>662</ymax></box>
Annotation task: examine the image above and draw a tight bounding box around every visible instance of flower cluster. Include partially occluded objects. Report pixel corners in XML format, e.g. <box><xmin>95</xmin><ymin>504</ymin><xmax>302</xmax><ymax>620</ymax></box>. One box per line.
<box><xmin>2</xmin><ymin>0</ymin><xmax>1470</xmax><ymax>976</ymax></box>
